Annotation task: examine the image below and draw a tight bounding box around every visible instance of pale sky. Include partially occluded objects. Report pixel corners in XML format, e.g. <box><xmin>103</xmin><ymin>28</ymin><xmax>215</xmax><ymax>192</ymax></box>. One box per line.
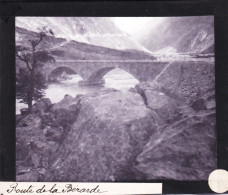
<box><xmin>113</xmin><ymin>17</ymin><xmax>164</xmax><ymax>39</ymax></box>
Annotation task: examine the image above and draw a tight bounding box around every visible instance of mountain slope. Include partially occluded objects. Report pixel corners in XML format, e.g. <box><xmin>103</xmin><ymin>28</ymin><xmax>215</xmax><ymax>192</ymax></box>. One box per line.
<box><xmin>137</xmin><ymin>16</ymin><xmax>214</xmax><ymax>54</ymax></box>
<box><xmin>16</xmin><ymin>26</ymin><xmax>156</xmax><ymax>62</ymax></box>
<box><xmin>16</xmin><ymin>17</ymin><xmax>151</xmax><ymax>53</ymax></box>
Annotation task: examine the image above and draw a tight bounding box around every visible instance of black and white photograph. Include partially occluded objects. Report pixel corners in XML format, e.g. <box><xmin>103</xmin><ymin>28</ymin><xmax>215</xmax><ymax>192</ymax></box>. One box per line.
<box><xmin>15</xmin><ymin>16</ymin><xmax>216</xmax><ymax>182</ymax></box>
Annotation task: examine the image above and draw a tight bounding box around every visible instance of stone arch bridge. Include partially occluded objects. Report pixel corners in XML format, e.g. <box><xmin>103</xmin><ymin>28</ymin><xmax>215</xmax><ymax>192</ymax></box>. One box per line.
<box><xmin>43</xmin><ymin>60</ymin><xmax>169</xmax><ymax>85</ymax></box>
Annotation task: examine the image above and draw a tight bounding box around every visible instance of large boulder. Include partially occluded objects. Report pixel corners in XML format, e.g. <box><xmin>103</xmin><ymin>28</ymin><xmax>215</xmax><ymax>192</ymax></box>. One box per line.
<box><xmin>45</xmin><ymin>89</ymin><xmax>156</xmax><ymax>182</ymax></box>
<box><xmin>135</xmin><ymin>82</ymin><xmax>184</xmax><ymax>124</ymax></box>
<box><xmin>43</xmin><ymin>95</ymin><xmax>81</xmax><ymax>142</ymax></box>
<box><xmin>50</xmin><ymin>94</ymin><xmax>81</xmax><ymax>127</ymax></box>
<box><xmin>32</xmin><ymin>98</ymin><xmax>52</xmax><ymax>115</ymax></box>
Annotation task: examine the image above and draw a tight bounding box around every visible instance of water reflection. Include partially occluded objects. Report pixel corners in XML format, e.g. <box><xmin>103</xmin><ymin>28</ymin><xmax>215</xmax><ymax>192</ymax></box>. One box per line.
<box><xmin>16</xmin><ymin>68</ymin><xmax>139</xmax><ymax>114</ymax></box>
<box><xmin>104</xmin><ymin>68</ymin><xmax>139</xmax><ymax>89</ymax></box>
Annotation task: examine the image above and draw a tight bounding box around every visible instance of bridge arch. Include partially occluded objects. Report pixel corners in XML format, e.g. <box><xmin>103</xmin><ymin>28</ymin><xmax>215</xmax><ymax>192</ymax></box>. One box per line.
<box><xmin>87</xmin><ymin>67</ymin><xmax>115</xmax><ymax>82</ymax></box>
<box><xmin>47</xmin><ymin>66</ymin><xmax>82</xmax><ymax>82</ymax></box>
<box><xmin>79</xmin><ymin>66</ymin><xmax>140</xmax><ymax>86</ymax></box>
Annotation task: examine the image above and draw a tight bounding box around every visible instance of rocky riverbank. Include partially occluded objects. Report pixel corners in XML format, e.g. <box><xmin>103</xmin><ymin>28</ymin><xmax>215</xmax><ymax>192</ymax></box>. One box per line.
<box><xmin>16</xmin><ymin>61</ymin><xmax>216</xmax><ymax>181</ymax></box>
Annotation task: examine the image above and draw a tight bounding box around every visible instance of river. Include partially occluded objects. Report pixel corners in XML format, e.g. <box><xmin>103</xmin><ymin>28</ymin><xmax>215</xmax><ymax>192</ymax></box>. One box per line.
<box><xmin>16</xmin><ymin>68</ymin><xmax>139</xmax><ymax>114</ymax></box>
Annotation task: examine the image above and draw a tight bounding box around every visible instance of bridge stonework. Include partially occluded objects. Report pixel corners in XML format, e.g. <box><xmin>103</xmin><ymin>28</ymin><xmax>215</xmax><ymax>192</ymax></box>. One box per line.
<box><xmin>42</xmin><ymin>60</ymin><xmax>168</xmax><ymax>85</ymax></box>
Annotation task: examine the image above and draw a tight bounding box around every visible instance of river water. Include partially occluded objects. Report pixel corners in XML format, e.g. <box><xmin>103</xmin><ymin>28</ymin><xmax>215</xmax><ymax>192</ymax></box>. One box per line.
<box><xmin>16</xmin><ymin>68</ymin><xmax>139</xmax><ymax>114</ymax></box>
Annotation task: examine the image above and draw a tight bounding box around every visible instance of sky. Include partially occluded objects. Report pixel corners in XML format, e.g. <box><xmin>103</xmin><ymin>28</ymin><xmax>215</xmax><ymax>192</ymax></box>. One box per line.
<box><xmin>113</xmin><ymin>17</ymin><xmax>164</xmax><ymax>39</ymax></box>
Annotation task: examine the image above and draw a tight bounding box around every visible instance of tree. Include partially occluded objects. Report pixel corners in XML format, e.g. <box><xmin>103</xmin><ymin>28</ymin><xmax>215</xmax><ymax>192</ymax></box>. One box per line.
<box><xmin>16</xmin><ymin>26</ymin><xmax>55</xmax><ymax>113</ymax></box>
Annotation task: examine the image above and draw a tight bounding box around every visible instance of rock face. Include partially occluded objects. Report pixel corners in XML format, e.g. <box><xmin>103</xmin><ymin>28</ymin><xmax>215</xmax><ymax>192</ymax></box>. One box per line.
<box><xmin>45</xmin><ymin>89</ymin><xmax>156</xmax><ymax>181</ymax></box>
